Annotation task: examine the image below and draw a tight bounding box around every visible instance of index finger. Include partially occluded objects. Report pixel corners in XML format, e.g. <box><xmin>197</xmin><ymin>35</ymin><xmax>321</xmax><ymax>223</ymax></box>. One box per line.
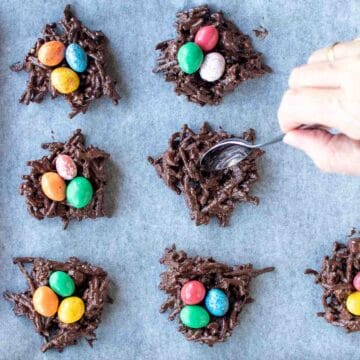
<box><xmin>308</xmin><ymin>39</ymin><xmax>360</xmax><ymax>64</ymax></box>
<box><xmin>278</xmin><ymin>88</ymin><xmax>342</xmax><ymax>132</ymax></box>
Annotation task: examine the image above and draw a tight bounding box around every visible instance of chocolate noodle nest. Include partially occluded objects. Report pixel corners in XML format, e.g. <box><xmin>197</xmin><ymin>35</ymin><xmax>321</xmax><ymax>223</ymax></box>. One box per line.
<box><xmin>11</xmin><ymin>5</ymin><xmax>120</xmax><ymax>118</ymax></box>
<box><xmin>153</xmin><ymin>4</ymin><xmax>271</xmax><ymax>105</ymax></box>
<box><xmin>159</xmin><ymin>245</ymin><xmax>274</xmax><ymax>345</ymax></box>
<box><xmin>148</xmin><ymin>123</ymin><xmax>264</xmax><ymax>226</ymax></box>
<box><xmin>3</xmin><ymin>257</ymin><xmax>112</xmax><ymax>352</ymax></box>
<box><xmin>305</xmin><ymin>232</ymin><xmax>360</xmax><ymax>332</ymax></box>
<box><xmin>20</xmin><ymin>129</ymin><xmax>110</xmax><ymax>229</ymax></box>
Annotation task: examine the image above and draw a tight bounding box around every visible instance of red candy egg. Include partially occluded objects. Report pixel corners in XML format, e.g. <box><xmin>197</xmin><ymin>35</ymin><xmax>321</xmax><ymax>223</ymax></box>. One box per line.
<box><xmin>353</xmin><ymin>272</ymin><xmax>360</xmax><ymax>291</ymax></box>
<box><xmin>195</xmin><ymin>25</ymin><xmax>219</xmax><ymax>52</ymax></box>
<box><xmin>181</xmin><ymin>280</ymin><xmax>206</xmax><ymax>305</ymax></box>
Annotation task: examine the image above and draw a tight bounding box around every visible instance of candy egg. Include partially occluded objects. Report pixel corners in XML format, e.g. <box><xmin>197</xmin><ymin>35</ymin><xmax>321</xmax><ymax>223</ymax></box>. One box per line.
<box><xmin>180</xmin><ymin>305</ymin><xmax>210</xmax><ymax>329</ymax></box>
<box><xmin>199</xmin><ymin>52</ymin><xmax>225</xmax><ymax>82</ymax></box>
<box><xmin>65</xmin><ymin>43</ymin><xmax>88</xmax><ymax>73</ymax></box>
<box><xmin>66</xmin><ymin>176</ymin><xmax>93</xmax><ymax>208</ymax></box>
<box><xmin>353</xmin><ymin>273</ymin><xmax>360</xmax><ymax>291</ymax></box>
<box><xmin>38</xmin><ymin>41</ymin><xmax>65</xmax><ymax>66</ymax></box>
<box><xmin>49</xmin><ymin>271</ymin><xmax>75</xmax><ymax>297</ymax></box>
<box><xmin>58</xmin><ymin>296</ymin><xmax>85</xmax><ymax>324</ymax></box>
<box><xmin>41</xmin><ymin>172</ymin><xmax>66</xmax><ymax>201</ymax></box>
<box><xmin>205</xmin><ymin>288</ymin><xmax>229</xmax><ymax>317</ymax></box>
<box><xmin>51</xmin><ymin>67</ymin><xmax>80</xmax><ymax>94</ymax></box>
<box><xmin>177</xmin><ymin>42</ymin><xmax>204</xmax><ymax>74</ymax></box>
<box><xmin>33</xmin><ymin>286</ymin><xmax>59</xmax><ymax>317</ymax></box>
<box><xmin>195</xmin><ymin>25</ymin><xmax>219</xmax><ymax>52</ymax></box>
<box><xmin>181</xmin><ymin>280</ymin><xmax>206</xmax><ymax>305</ymax></box>
<box><xmin>55</xmin><ymin>154</ymin><xmax>77</xmax><ymax>180</ymax></box>
<box><xmin>346</xmin><ymin>291</ymin><xmax>360</xmax><ymax>315</ymax></box>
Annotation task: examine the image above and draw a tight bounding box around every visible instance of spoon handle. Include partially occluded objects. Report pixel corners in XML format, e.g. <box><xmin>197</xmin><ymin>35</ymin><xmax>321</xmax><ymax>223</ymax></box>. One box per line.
<box><xmin>256</xmin><ymin>133</ymin><xmax>285</xmax><ymax>148</ymax></box>
<box><xmin>256</xmin><ymin>124</ymin><xmax>320</xmax><ymax>148</ymax></box>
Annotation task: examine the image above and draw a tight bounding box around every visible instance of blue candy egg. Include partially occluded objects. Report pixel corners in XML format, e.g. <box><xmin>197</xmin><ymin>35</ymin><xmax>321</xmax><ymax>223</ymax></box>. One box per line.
<box><xmin>205</xmin><ymin>288</ymin><xmax>229</xmax><ymax>317</ymax></box>
<box><xmin>65</xmin><ymin>43</ymin><xmax>88</xmax><ymax>73</ymax></box>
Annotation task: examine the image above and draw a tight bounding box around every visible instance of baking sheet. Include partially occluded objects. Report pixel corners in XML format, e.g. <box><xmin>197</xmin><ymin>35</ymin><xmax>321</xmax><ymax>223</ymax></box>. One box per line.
<box><xmin>1</xmin><ymin>0</ymin><xmax>360</xmax><ymax>359</ymax></box>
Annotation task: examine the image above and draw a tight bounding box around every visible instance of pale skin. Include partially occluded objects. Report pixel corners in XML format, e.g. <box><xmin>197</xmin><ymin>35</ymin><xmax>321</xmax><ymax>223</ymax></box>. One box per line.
<box><xmin>278</xmin><ymin>39</ymin><xmax>360</xmax><ymax>175</ymax></box>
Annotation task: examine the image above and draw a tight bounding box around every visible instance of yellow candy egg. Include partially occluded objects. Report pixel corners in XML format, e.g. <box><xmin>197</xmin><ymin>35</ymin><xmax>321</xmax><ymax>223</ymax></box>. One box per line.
<box><xmin>58</xmin><ymin>296</ymin><xmax>85</xmax><ymax>324</ymax></box>
<box><xmin>346</xmin><ymin>291</ymin><xmax>360</xmax><ymax>315</ymax></box>
<box><xmin>41</xmin><ymin>172</ymin><xmax>66</xmax><ymax>201</ymax></box>
<box><xmin>51</xmin><ymin>67</ymin><xmax>80</xmax><ymax>94</ymax></box>
<box><xmin>33</xmin><ymin>286</ymin><xmax>59</xmax><ymax>317</ymax></box>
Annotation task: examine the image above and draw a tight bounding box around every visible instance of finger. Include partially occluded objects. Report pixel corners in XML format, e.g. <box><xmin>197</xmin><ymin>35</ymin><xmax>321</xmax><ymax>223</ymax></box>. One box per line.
<box><xmin>278</xmin><ymin>88</ymin><xmax>342</xmax><ymax>131</ymax></box>
<box><xmin>308</xmin><ymin>39</ymin><xmax>360</xmax><ymax>64</ymax></box>
<box><xmin>289</xmin><ymin>57</ymin><xmax>360</xmax><ymax>90</ymax></box>
<box><xmin>289</xmin><ymin>61</ymin><xmax>341</xmax><ymax>89</ymax></box>
<box><xmin>278</xmin><ymin>88</ymin><xmax>360</xmax><ymax>138</ymax></box>
<box><xmin>283</xmin><ymin>129</ymin><xmax>360</xmax><ymax>175</ymax></box>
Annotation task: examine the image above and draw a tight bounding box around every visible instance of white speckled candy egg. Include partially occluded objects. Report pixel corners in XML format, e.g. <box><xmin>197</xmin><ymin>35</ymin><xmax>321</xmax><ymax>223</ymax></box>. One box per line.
<box><xmin>199</xmin><ymin>52</ymin><xmax>225</xmax><ymax>82</ymax></box>
<box><xmin>55</xmin><ymin>154</ymin><xmax>77</xmax><ymax>180</ymax></box>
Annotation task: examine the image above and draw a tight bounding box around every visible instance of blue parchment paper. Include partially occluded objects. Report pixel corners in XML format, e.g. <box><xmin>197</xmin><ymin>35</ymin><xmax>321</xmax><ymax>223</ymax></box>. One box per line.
<box><xmin>1</xmin><ymin>0</ymin><xmax>360</xmax><ymax>359</ymax></box>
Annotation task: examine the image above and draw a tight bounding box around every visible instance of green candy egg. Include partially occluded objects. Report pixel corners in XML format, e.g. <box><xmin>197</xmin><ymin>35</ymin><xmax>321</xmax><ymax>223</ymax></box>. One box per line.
<box><xmin>177</xmin><ymin>42</ymin><xmax>204</xmax><ymax>74</ymax></box>
<box><xmin>180</xmin><ymin>305</ymin><xmax>210</xmax><ymax>329</ymax></box>
<box><xmin>49</xmin><ymin>271</ymin><xmax>75</xmax><ymax>297</ymax></box>
<box><xmin>66</xmin><ymin>176</ymin><xmax>93</xmax><ymax>209</ymax></box>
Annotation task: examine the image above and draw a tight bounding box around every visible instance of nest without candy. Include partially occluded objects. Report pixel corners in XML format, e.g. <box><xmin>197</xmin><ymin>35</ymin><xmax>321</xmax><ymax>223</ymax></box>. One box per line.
<box><xmin>159</xmin><ymin>245</ymin><xmax>274</xmax><ymax>345</ymax></box>
<box><xmin>148</xmin><ymin>123</ymin><xmax>264</xmax><ymax>226</ymax></box>
<box><xmin>305</xmin><ymin>233</ymin><xmax>360</xmax><ymax>332</ymax></box>
<box><xmin>3</xmin><ymin>257</ymin><xmax>112</xmax><ymax>352</ymax></box>
<box><xmin>153</xmin><ymin>4</ymin><xmax>271</xmax><ymax>105</ymax></box>
<box><xmin>20</xmin><ymin>129</ymin><xmax>110</xmax><ymax>229</ymax></box>
<box><xmin>11</xmin><ymin>5</ymin><xmax>120</xmax><ymax>118</ymax></box>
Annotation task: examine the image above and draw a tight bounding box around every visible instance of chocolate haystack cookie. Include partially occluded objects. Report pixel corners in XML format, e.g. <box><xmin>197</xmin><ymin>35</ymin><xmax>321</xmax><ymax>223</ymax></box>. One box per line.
<box><xmin>159</xmin><ymin>245</ymin><xmax>274</xmax><ymax>345</ymax></box>
<box><xmin>11</xmin><ymin>5</ymin><xmax>120</xmax><ymax>118</ymax></box>
<box><xmin>3</xmin><ymin>257</ymin><xmax>112</xmax><ymax>352</ymax></box>
<box><xmin>148</xmin><ymin>123</ymin><xmax>263</xmax><ymax>226</ymax></box>
<box><xmin>305</xmin><ymin>231</ymin><xmax>360</xmax><ymax>332</ymax></box>
<box><xmin>20</xmin><ymin>129</ymin><xmax>109</xmax><ymax>229</ymax></box>
<box><xmin>153</xmin><ymin>5</ymin><xmax>271</xmax><ymax>105</ymax></box>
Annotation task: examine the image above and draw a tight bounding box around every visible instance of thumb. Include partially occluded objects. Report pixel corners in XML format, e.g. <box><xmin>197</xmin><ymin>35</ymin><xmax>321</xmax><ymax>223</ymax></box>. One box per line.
<box><xmin>283</xmin><ymin>129</ymin><xmax>360</xmax><ymax>175</ymax></box>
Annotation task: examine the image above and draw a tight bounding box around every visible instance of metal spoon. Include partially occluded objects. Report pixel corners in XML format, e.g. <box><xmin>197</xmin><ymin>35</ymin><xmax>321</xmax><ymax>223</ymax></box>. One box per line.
<box><xmin>200</xmin><ymin>125</ymin><xmax>319</xmax><ymax>171</ymax></box>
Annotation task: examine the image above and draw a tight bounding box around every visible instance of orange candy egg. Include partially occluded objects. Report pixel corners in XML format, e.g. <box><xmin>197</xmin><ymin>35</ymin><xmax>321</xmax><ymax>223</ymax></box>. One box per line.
<box><xmin>33</xmin><ymin>286</ymin><xmax>59</xmax><ymax>317</ymax></box>
<box><xmin>38</xmin><ymin>41</ymin><xmax>65</xmax><ymax>66</ymax></box>
<box><xmin>41</xmin><ymin>172</ymin><xmax>66</xmax><ymax>201</ymax></box>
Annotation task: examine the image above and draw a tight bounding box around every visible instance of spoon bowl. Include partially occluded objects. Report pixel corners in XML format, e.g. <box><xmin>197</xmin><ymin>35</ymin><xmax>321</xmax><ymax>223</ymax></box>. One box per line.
<box><xmin>200</xmin><ymin>125</ymin><xmax>320</xmax><ymax>172</ymax></box>
<box><xmin>200</xmin><ymin>140</ymin><xmax>253</xmax><ymax>171</ymax></box>
<box><xmin>200</xmin><ymin>134</ymin><xmax>284</xmax><ymax>171</ymax></box>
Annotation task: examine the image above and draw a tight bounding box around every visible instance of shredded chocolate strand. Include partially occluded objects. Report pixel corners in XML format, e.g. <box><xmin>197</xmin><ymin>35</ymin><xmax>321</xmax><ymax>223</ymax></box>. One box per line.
<box><xmin>253</xmin><ymin>26</ymin><xmax>269</xmax><ymax>39</ymax></box>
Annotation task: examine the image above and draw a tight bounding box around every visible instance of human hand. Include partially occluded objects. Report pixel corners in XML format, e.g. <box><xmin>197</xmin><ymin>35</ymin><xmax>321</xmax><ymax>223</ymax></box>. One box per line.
<box><xmin>278</xmin><ymin>39</ymin><xmax>360</xmax><ymax>175</ymax></box>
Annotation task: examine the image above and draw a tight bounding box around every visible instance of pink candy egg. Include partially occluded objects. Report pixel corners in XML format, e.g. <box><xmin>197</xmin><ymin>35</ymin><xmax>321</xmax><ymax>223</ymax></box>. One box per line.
<box><xmin>353</xmin><ymin>272</ymin><xmax>360</xmax><ymax>291</ymax></box>
<box><xmin>55</xmin><ymin>154</ymin><xmax>77</xmax><ymax>180</ymax></box>
<box><xmin>195</xmin><ymin>25</ymin><xmax>219</xmax><ymax>52</ymax></box>
<box><xmin>181</xmin><ymin>280</ymin><xmax>206</xmax><ymax>305</ymax></box>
